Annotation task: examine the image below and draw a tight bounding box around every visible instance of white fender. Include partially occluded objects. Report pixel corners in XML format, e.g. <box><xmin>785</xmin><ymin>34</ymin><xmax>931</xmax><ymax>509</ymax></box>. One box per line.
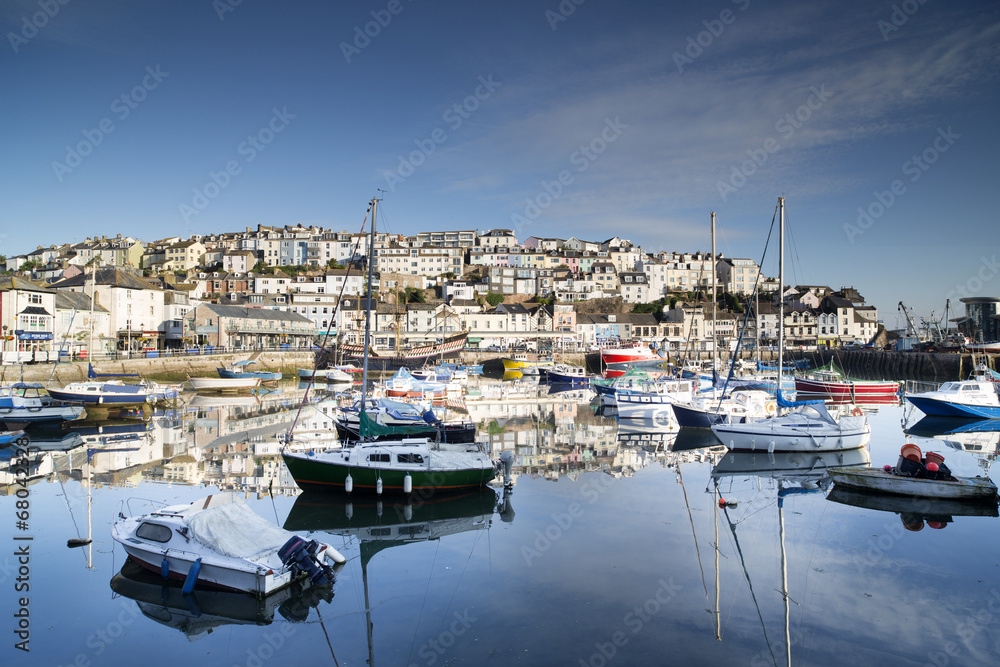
<box><xmin>321</xmin><ymin>543</ymin><xmax>347</xmax><ymax>565</ymax></box>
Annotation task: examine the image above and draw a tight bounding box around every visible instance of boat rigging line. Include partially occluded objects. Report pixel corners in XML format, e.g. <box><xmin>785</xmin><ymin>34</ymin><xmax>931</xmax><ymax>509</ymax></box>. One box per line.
<box><xmin>285</xmin><ymin>196</ymin><xmax>377</xmax><ymax>441</ymax></box>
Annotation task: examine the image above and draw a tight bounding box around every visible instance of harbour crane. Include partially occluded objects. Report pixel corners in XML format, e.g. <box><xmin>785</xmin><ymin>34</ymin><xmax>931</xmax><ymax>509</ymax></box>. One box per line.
<box><xmin>897</xmin><ymin>301</ymin><xmax>921</xmax><ymax>339</ymax></box>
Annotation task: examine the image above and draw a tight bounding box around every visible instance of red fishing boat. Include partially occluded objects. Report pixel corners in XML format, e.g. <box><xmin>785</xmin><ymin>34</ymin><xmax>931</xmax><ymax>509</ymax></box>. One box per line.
<box><xmin>794</xmin><ymin>368</ymin><xmax>899</xmax><ymax>401</ymax></box>
<box><xmin>600</xmin><ymin>342</ymin><xmax>660</xmax><ymax>365</ymax></box>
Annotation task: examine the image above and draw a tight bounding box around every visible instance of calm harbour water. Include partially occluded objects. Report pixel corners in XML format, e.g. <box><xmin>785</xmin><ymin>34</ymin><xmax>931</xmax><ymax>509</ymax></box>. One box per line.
<box><xmin>2</xmin><ymin>378</ymin><xmax>998</xmax><ymax>667</ymax></box>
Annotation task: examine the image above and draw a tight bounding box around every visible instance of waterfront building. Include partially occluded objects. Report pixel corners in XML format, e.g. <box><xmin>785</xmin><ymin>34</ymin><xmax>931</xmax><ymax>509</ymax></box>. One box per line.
<box><xmin>51</xmin><ymin>268</ymin><xmax>165</xmax><ymax>355</ymax></box>
<box><xmin>186</xmin><ymin>303</ymin><xmax>315</xmax><ymax>349</ymax></box>
<box><xmin>958</xmin><ymin>296</ymin><xmax>1000</xmax><ymax>342</ymax></box>
<box><xmin>0</xmin><ymin>276</ymin><xmax>56</xmax><ymax>362</ymax></box>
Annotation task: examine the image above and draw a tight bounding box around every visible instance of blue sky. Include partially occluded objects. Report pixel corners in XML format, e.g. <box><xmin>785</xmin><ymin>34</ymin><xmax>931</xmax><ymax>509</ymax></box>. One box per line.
<box><xmin>2</xmin><ymin>0</ymin><xmax>998</xmax><ymax>328</ymax></box>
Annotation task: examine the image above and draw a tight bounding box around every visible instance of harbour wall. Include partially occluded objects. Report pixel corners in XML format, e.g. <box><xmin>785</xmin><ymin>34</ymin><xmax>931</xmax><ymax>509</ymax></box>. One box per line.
<box><xmin>782</xmin><ymin>350</ymin><xmax>996</xmax><ymax>382</ymax></box>
<box><xmin>4</xmin><ymin>351</ymin><xmax>314</xmax><ymax>384</ymax></box>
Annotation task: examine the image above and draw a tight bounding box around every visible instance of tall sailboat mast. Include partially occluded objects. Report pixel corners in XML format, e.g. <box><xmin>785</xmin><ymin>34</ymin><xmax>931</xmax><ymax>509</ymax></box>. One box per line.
<box><xmin>777</xmin><ymin>196</ymin><xmax>785</xmax><ymax>399</ymax></box>
<box><xmin>711</xmin><ymin>211</ymin><xmax>717</xmax><ymax>374</ymax></box>
<box><xmin>361</xmin><ymin>197</ymin><xmax>379</xmax><ymax>408</ymax></box>
<box><xmin>88</xmin><ymin>262</ymin><xmax>97</xmax><ymax>360</ymax></box>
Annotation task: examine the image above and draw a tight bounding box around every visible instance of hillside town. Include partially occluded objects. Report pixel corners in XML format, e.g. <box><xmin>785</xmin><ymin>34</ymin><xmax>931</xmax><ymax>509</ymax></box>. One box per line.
<box><xmin>0</xmin><ymin>224</ymin><xmax>884</xmax><ymax>363</ymax></box>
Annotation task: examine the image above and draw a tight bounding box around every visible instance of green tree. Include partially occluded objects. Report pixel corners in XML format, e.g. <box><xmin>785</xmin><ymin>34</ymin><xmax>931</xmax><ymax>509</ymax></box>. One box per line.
<box><xmin>529</xmin><ymin>295</ymin><xmax>554</xmax><ymax>307</ymax></box>
<box><xmin>403</xmin><ymin>287</ymin><xmax>426</xmax><ymax>304</ymax></box>
<box><xmin>485</xmin><ymin>292</ymin><xmax>504</xmax><ymax>307</ymax></box>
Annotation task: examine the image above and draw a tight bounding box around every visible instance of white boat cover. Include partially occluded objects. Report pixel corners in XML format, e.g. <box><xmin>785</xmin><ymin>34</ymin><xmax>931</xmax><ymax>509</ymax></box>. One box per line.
<box><xmin>185</xmin><ymin>502</ymin><xmax>294</xmax><ymax>559</ymax></box>
<box><xmin>427</xmin><ymin>449</ymin><xmax>492</xmax><ymax>470</ymax></box>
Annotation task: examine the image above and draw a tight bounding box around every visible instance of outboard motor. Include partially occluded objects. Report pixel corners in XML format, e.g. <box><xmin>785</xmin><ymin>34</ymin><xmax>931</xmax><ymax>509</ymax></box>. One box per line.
<box><xmin>498</xmin><ymin>450</ymin><xmax>515</xmax><ymax>488</ymax></box>
<box><xmin>278</xmin><ymin>536</ymin><xmax>335</xmax><ymax>585</ymax></box>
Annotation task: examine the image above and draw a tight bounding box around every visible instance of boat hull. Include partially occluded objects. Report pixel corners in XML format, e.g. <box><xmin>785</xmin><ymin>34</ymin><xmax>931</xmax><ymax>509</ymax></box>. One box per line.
<box><xmin>47</xmin><ymin>386</ymin><xmax>151</xmax><ymax>406</ymax></box>
<box><xmin>189</xmin><ymin>377</ymin><xmax>262</xmax><ymax>391</ymax></box>
<box><xmin>281</xmin><ymin>451</ymin><xmax>496</xmax><ymax>494</ymax></box>
<box><xmin>299</xmin><ymin>368</ymin><xmax>353</xmax><ymax>383</ymax></box>
<box><xmin>337</xmin><ymin>332</ymin><xmax>469</xmax><ymax>371</ymax></box>
<box><xmin>827</xmin><ymin>466</ymin><xmax>999</xmax><ymax>500</ymax></box>
<box><xmin>712</xmin><ymin>415</ymin><xmax>870</xmax><ymax>453</ymax></box>
<box><xmin>600</xmin><ymin>346</ymin><xmax>659</xmax><ymax>365</ymax></box>
<box><xmin>671</xmin><ymin>402</ymin><xmax>726</xmax><ymax>429</ymax></box>
<box><xmin>119</xmin><ymin>545</ymin><xmax>285</xmax><ymax>595</ymax></box>
<box><xmin>794</xmin><ymin>377</ymin><xmax>899</xmax><ymax>399</ymax></box>
<box><xmin>905</xmin><ymin>396</ymin><xmax>1000</xmax><ymax>419</ymax></box>
<box><xmin>218</xmin><ymin>368</ymin><xmax>282</xmax><ymax>381</ymax></box>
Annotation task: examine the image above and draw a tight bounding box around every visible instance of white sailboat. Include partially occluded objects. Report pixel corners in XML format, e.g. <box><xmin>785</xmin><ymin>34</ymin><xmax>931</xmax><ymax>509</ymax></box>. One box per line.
<box><xmin>712</xmin><ymin>197</ymin><xmax>870</xmax><ymax>453</ymax></box>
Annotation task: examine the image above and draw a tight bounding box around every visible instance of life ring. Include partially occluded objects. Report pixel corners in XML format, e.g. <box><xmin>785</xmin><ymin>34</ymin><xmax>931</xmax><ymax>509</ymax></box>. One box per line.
<box><xmin>852</xmin><ymin>406</ymin><xmax>863</xmax><ymax>417</ymax></box>
<box><xmin>766</xmin><ymin>403</ymin><xmax>775</xmax><ymax>415</ymax></box>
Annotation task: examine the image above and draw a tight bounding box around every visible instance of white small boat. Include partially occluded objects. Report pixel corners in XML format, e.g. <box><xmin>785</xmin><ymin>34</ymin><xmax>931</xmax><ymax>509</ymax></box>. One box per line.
<box><xmin>112</xmin><ymin>493</ymin><xmax>346</xmax><ymax>596</ymax></box>
<box><xmin>826</xmin><ymin>466</ymin><xmax>998</xmax><ymax>500</ymax></box>
<box><xmin>298</xmin><ymin>367</ymin><xmax>353</xmax><ymax>383</ymax></box>
<box><xmin>188</xmin><ymin>376</ymin><xmax>261</xmax><ymax>392</ymax></box>
<box><xmin>0</xmin><ymin>382</ymin><xmax>85</xmax><ymax>424</ymax></box>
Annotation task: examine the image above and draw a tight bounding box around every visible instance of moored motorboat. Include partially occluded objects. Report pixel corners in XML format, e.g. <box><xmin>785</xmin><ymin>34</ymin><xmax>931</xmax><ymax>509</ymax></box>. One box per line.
<box><xmin>905</xmin><ymin>376</ymin><xmax>1000</xmax><ymax>419</ymax></box>
<box><xmin>0</xmin><ymin>382</ymin><xmax>85</xmax><ymax>424</ymax></box>
<box><xmin>111</xmin><ymin>493</ymin><xmax>345</xmax><ymax>596</ymax></box>
<box><xmin>600</xmin><ymin>342</ymin><xmax>660</xmax><ymax>366</ymax></box>
<box><xmin>541</xmin><ymin>363</ymin><xmax>593</xmax><ymax>386</ymax></box>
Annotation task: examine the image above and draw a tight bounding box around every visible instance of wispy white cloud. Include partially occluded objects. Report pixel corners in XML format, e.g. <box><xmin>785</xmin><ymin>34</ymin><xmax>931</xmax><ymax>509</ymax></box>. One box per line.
<box><xmin>417</xmin><ymin>6</ymin><xmax>999</xmax><ymax>242</ymax></box>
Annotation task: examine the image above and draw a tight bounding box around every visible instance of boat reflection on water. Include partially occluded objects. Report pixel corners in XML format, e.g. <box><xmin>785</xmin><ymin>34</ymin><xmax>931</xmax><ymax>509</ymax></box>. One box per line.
<box><xmin>712</xmin><ymin>447</ymin><xmax>872</xmax><ymax>483</ymax></box>
<box><xmin>284</xmin><ymin>487</ymin><xmax>505</xmax><ymax>536</ymax></box>
<box><xmin>706</xmin><ymin>446</ymin><xmax>871</xmax><ymax>660</ymax></box>
<box><xmin>67</xmin><ymin>415</ymin><xmax>153</xmax><ymax>442</ymax></box>
<box><xmin>904</xmin><ymin>416</ymin><xmax>1000</xmax><ymax>476</ymax></box>
<box><xmin>110</xmin><ymin>558</ymin><xmax>337</xmax><ymax>640</ymax></box>
<box><xmin>284</xmin><ymin>488</ymin><xmax>506</xmax><ymax>667</ymax></box>
<box><xmin>814</xmin><ymin>394</ymin><xmax>901</xmax><ymax>407</ymax></box>
<box><xmin>671</xmin><ymin>427</ymin><xmax>723</xmax><ymax>453</ymax></box>
<box><xmin>827</xmin><ymin>486</ymin><xmax>998</xmax><ymax>531</ymax></box>
<box><xmin>616</xmin><ymin>417</ymin><xmax>679</xmax><ymax>451</ymax></box>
